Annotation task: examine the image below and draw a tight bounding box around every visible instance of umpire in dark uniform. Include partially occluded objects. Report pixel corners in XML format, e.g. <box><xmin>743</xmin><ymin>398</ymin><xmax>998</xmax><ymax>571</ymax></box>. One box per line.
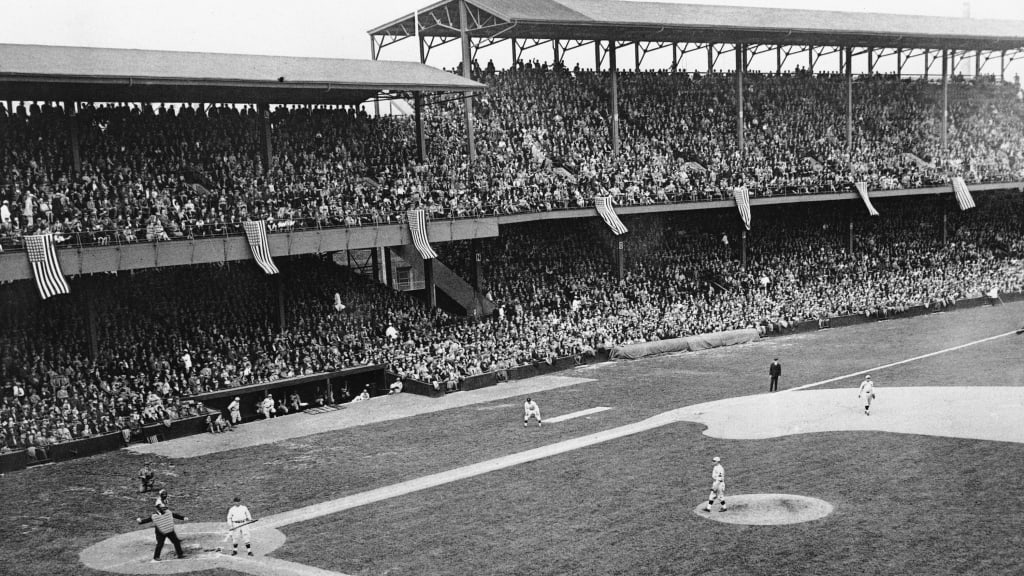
<box><xmin>137</xmin><ymin>503</ymin><xmax>188</xmax><ymax>561</ymax></box>
<box><xmin>769</xmin><ymin>358</ymin><xmax>782</xmax><ymax>392</ymax></box>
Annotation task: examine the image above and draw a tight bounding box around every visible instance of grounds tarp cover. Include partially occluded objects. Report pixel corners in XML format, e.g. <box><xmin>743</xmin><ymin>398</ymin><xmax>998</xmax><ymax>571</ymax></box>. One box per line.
<box><xmin>610</xmin><ymin>329</ymin><xmax>759</xmax><ymax>360</ymax></box>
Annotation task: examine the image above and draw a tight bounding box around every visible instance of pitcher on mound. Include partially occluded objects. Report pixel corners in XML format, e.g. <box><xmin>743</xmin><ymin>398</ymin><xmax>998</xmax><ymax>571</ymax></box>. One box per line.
<box><xmin>704</xmin><ymin>456</ymin><xmax>727</xmax><ymax>512</ymax></box>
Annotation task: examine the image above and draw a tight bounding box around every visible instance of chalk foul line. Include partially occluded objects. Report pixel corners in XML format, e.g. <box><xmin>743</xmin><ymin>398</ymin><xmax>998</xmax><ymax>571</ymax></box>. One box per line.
<box><xmin>786</xmin><ymin>330</ymin><xmax>1019</xmax><ymax>392</ymax></box>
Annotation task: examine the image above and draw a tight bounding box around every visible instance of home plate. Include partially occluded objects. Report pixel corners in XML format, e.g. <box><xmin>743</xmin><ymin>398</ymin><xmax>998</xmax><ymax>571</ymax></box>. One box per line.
<box><xmin>545</xmin><ymin>407</ymin><xmax>612</xmax><ymax>423</ymax></box>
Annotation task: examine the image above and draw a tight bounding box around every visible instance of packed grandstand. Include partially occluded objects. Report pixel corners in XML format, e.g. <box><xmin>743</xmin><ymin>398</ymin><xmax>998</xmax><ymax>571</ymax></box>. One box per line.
<box><xmin>2</xmin><ymin>59</ymin><xmax>1024</xmax><ymax>457</ymax></box>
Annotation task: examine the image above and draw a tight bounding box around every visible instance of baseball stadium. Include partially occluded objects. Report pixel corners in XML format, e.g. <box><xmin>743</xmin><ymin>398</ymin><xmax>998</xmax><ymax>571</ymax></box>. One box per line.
<box><xmin>2</xmin><ymin>1</ymin><xmax>1024</xmax><ymax>575</ymax></box>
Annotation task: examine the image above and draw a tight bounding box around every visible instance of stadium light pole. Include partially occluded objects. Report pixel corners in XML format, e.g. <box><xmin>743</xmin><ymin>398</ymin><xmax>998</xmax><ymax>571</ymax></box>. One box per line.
<box><xmin>459</xmin><ymin>0</ymin><xmax>476</xmax><ymax>163</ymax></box>
<box><xmin>942</xmin><ymin>49</ymin><xmax>949</xmax><ymax>165</ymax></box>
<box><xmin>610</xmin><ymin>41</ymin><xmax>620</xmax><ymax>154</ymax></box>
<box><xmin>846</xmin><ymin>46</ymin><xmax>853</xmax><ymax>168</ymax></box>
<box><xmin>736</xmin><ymin>43</ymin><xmax>745</xmax><ymax>156</ymax></box>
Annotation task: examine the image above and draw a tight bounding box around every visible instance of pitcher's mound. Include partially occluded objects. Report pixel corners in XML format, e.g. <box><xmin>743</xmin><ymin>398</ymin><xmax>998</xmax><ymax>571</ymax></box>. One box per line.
<box><xmin>693</xmin><ymin>494</ymin><xmax>833</xmax><ymax>525</ymax></box>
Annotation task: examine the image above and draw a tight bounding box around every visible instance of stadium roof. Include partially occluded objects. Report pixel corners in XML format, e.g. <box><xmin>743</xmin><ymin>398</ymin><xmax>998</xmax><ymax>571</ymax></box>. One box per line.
<box><xmin>370</xmin><ymin>0</ymin><xmax>1024</xmax><ymax>51</ymax></box>
<box><xmin>0</xmin><ymin>44</ymin><xmax>484</xmax><ymax>105</ymax></box>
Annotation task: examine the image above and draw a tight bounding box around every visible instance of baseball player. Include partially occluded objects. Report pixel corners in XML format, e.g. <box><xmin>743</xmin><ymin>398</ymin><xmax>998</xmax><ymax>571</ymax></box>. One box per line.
<box><xmin>155</xmin><ymin>488</ymin><xmax>168</xmax><ymax>509</ymax></box>
<box><xmin>226</xmin><ymin>496</ymin><xmax>254</xmax><ymax>556</ymax></box>
<box><xmin>704</xmin><ymin>456</ymin><xmax>727</xmax><ymax>512</ymax></box>
<box><xmin>228</xmin><ymin>397</ymin><xmax>242</xmax><ymax>425</ymax></box>
<box><xmin>137</xmin><ymin>503</ymin><xmax>188</xmax><ymax>561</ymax></box>
<box><xmin>523</xmin><ymin>397</ymin><xmax>542</xmax><ymax>427</ymax></box>
<box><xmin>858</xmin><ymin>375</ymin><xmax>876</xmax><ymax>415</ymax></box>
<box><xmin>138</xmin><ymin>462</ymin><xmax>155</xmax><ymax>493</ymax></box>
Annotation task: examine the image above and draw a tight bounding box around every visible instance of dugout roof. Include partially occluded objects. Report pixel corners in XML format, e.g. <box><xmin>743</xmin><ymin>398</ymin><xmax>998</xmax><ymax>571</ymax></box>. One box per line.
<box><xmin>0</xmin><ymin>44</ymin><xmax>484</xmax><ymax>105</ymax></box>
<box><xmin>370</xmin><ymin>0</ymin><xmax>1024</xmax><ymax>51</ymax></box>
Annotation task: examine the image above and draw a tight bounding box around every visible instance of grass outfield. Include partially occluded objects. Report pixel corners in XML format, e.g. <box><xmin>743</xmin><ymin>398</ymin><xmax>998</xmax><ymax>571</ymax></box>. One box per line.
<box><xmin>2</xmin><ymin>302</ymin><xmax>1023</xmax><ymax>576</ymax></box>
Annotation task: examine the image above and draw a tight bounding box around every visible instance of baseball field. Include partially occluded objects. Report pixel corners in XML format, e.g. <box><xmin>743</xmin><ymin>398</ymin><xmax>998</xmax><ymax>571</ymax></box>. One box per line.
<box><xmin>2</xmin><ymin>300</ymin><xmax>1023</xmax><ymax>576</ymax></box>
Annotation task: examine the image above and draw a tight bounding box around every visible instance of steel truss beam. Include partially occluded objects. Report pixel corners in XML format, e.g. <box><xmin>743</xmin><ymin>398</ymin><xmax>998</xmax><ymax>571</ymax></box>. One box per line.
<box><xmin>371</xmin><ymin>2</ymin><xmax>513</xmax><ymax>63</ymax></box>
<box><xmin>809</xmin><ymin>45</ymin><xmax>842</xmax><ymax>71</ymax></box>
<box><xmin>743</xmin><ymin>44</ymin><xmax>776</xmax><ymax>70</ymax></box>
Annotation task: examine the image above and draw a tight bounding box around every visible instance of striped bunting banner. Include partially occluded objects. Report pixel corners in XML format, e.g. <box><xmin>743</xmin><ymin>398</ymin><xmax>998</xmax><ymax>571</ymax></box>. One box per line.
<box><xmin>242</xmin><ymin>220</ymin><xmax>279</xmax><ymax>275</ymax></box>
<box><xmin>24</xmin><ymin>234</ymin><xmax>70</xmax><ymax>300</ymax></box>
<box><xmin>732</xmin><ymin>186</ymin><xmax>751</xmax><ymax>231</ymax></box>
<box><xmin>594</xmin><ymin>196</ymin><xmax>628</xmax><ymax>235</ymax></box>
<box><xmin>951</xmin><ymin>177</ymin><xmax>976</xmax><ymax>211</ymax></box>
<box><xmin>854</xmin><ymin>182</ymin><xmax>880</xmax><ymax>216</ymax></box>
<box><xmin>407</xmin><ymin>209</ymin><xmax>437</xmax><ymax>260</ymax></box>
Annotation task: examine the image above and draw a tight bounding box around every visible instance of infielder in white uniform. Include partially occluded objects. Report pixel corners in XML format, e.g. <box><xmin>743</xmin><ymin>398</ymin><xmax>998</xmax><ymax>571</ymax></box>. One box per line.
<box><xmin>226</xmin><ymin>496</ymin><xmax>254</xmax><ymax>556</ymax></box>
<box><xmin>228</xmin><ymin>397</ymin><xmax>242</xmax><ymax>425</ymax></box>
<box><xmin>523</xmin><ymin>397</ymin><xmax>542</xmax><ymax>427</ymax></box>
<box><xmin>858</xmin><ymin>375</ymin><xmax>876</xmax><ymax>415</ymax></box>
<box><xmin>704</xmin><ymin>456</ymin><xmax>727</xmax><ymax>512</ymax></box>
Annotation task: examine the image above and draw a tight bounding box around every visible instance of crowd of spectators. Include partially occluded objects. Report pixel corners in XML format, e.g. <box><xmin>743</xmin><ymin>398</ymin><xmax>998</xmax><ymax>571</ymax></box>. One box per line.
<box><xmin>3</xmin><ymin>65</ymin><xmax>1024</xmax><ymax>249</ymax></box>
<box><xmin>1</xmin><ymin>192</ymin><xmax>1022</xmax><ymax>455</ymax></box>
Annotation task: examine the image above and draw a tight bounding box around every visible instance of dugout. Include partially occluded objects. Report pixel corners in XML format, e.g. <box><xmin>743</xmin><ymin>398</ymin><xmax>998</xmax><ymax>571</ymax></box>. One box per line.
<box><xmin>190</xmin><ymin>365</ymin><xmax>388</xmax><ymax>422</ymax></box>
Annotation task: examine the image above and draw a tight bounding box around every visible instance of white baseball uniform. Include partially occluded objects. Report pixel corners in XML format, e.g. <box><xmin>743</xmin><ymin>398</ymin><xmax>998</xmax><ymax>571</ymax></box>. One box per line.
<box><xmin>859</xmin><ymin>378</ymin><xmax>875</xmax><ymax>408</ymax></box>
<box><xmin>523</xmin><ymin>400</ymin><xmax>541</xmax><ymax>424</ymax></box>
<box><xmin>711</xmin><ymin>463</ymin><xmax>726</xmax><ymax>499</ymax></box>
<box><xmin>227</xmin><ymin>504</ymin><xmax>253</xmax><ymax>545</ymax></box>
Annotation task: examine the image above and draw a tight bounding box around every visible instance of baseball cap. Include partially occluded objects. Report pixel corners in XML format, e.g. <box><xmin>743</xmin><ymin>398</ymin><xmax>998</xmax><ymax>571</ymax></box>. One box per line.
<box><xmin>712</xmin><ymin>456</ymin><xmax>721</xmax><ymax>463</ymax></box>
<box><xmin>866</xmin><ymin>375</ymin><xmax>871</xmax><ymax>379</ymax></box>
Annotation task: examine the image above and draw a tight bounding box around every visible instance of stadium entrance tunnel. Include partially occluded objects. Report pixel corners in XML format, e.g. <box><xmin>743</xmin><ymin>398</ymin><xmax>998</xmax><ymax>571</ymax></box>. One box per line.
<box><xmin>693</xmin><ymin>494</ymin><xmax>834</xmax><ymax>525</ymax></box>
<box><xmin>79</xmin><ymin>522</ymin><xmax>290</xmax><ymax>575</ymax></box>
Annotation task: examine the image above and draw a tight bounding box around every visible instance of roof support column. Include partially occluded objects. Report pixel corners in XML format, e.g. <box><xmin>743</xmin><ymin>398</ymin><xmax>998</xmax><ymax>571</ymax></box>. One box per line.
<box><xmin>370</xmin><ymin>37</ymin><xmax>380</xmax><ymax>116</ymax></box>
<box><xmin>635</xmin><ymin>42</ymin><xmax>641</xmax><ymax>72</ymax></box>
<box><xmin>257</xmin><ymin>102</ymin><xmax>272</xmax><ymax>175</ymax></box>
<box><xmin>975</xmin><ymin>49</ymin><xmax>981</xmax><ymax>78</ymax></box>
<box><xmin>845</xmin><ymin>46</ymin><xmax>853</xmax><ymax>163</ymax></box>
<box><xmin>513</xmin><ymin>38</ymin><xmax>519</xmax><ymax>67</ymax></box>
<box><xmin>458</xmin><ymin>0</ymin><xmax>476</xmax><ymax>163</ymax></box>
<box><xmin>924</xmin><ymin>49</ymin><xmax>931</xmax><ymax>80</ymax></box>
<box><xmin>776</xmin><ymin>45</ymin><xmax>782</xmax><ymax>74</ymax></box>
<box><xmin>942</xmin><ymin>49</ymin><xmax>949</xmax><ymax>163</ymax></box>
<box><xmin>594</xmin><ymin>40</ymin><xmax>600</xmax><ymax>70</ymax></box>
<box><xmin>1001</xmin><ymin>50</ymin><xmax>1006</xmax><ymax>82</ymax></box>
<box><xmin>424</xmin><ymin>258</ymin><xmax>436</xmax><ymax>310</ymax></box>
<box><xmin>64</xmin><ymin>101</ymin><xmax>81</xmax><ymax>173</ymax></box>
<box><xmin>672</xmin><ymin>43</ymin><xmax>678</xmax><ymax>72</ymax></box>
<box><xmin>418</xmin><ymin>25</ymin><xmax>427</xmax><ymax>64</ymax></box>
<box><xmin>867</xmin><ymin>48</ymin><xmax>874</xmax><ymax>74</ymax></box>
<box><xmin>897</xmin><ymin>48</ymin><xmax>903</xmax><ymax>79</ymax></box>
<box><xmin>736</xmin><ymin>43</ymin><xmax>745</xmax><ymax>156</ymax></box>
<box><xmin>553</xmin><ymin>39</ymin><xmax>561</xmax><ymax>67</ymax></box>
<box><xmin>808</xmin><ymin>45</ymin><xmax>814</xmax><ymax>73</ymax></box>
<box><xmin>609</xmin><ymin>41</ymin><xmax>620</xmax><ymax>154</ymax></box>
<box><xmin>707</xmin><ymin>44</ymin><xmax>714</xmax><ymax>73</ymax></box>
<box><xmin>414</xmin><ymin>92</ymin><xmax>427</xmax><ymax>164</ymax></box>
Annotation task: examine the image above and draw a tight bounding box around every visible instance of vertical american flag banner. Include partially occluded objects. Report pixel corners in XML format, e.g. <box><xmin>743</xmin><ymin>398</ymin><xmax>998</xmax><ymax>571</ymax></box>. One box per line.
<box><xmin>594</xmin><ymin>196</ymin><xmax>629</xmax><ymax>235</ymax></box>
<box><xmin>242</xmin><ymin>220</ymin><xmax>279</xmax><ymax>275</ymax></box>
<box><xmin>407</xmin><ymin>209</ymin><xmax>437</xmax><ymax>260</ymax></box>
<box><xmin>732</xmin><ymin>186</ymin><xmax>751</xmax><ymax>231</ymax></box>
<box><xmin>854</xmin><ymin>182</ymin><xmax>880</xmax><ymax>216</ymax></box>
<box><xmin>951</xmin><ymin>177</ymin><xmax>976</xmax><ymax>211</ymax></box>
<box><xmin>25</xmin><ymin>234</ymin><xmax>70</xmax><ymax>299</ymax></box>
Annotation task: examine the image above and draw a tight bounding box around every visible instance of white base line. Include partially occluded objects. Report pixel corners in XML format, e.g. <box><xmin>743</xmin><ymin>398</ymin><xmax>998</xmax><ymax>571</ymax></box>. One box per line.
<box><xmin>545</xmin><ymin>407</ymin><xmax>612</xmax><ymax>423</ymax></box>
<box><xmin>786</xmin><ymin>330</ymin><xmax>1019</xmax><ymax>392</ymax></box>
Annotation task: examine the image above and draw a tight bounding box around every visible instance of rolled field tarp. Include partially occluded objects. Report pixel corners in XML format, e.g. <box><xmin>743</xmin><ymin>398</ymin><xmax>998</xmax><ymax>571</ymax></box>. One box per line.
<box><xmin>610</xmin><ymin>328</ymin><xmax>760</xmax><ymax>360</ymax></box>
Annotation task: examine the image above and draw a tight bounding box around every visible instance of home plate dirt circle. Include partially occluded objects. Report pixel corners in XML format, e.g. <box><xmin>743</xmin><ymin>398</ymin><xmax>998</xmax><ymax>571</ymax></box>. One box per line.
<box><xmin>79</xmin><ymin>522</ymin><xmax>286</xmax><ymax>574</ymax></box>
<box><xmin>693</xmin><ymin>494</ymin><xmax>833</xmax><ymax>525</ymax></box>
